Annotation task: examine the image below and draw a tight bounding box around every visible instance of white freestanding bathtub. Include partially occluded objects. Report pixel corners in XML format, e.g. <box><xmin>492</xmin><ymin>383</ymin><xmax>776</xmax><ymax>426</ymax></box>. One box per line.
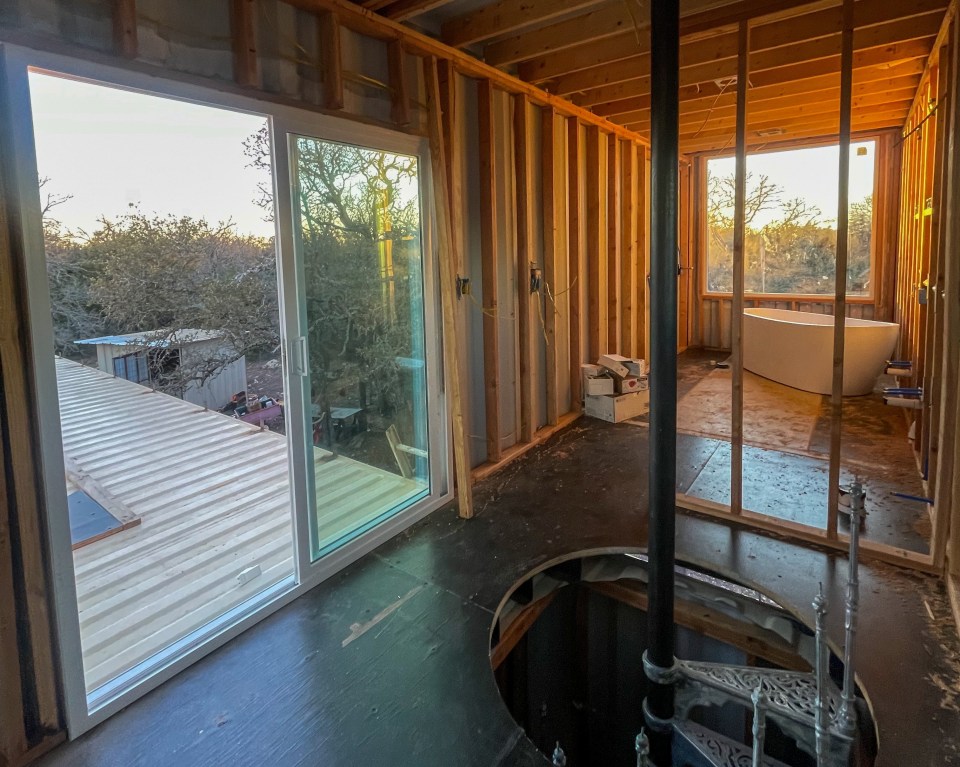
<box><xmin>742</xmin><ymin>308</ymin><xmax>899</xmax><ymax>396</ymax></box>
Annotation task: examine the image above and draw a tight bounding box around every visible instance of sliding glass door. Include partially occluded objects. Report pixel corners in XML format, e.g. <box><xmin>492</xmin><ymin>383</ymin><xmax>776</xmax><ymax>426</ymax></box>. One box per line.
<box><xmin>4</xmin><ymin>46</ymin><xmax>450</xmax><ymax>736</ymax></box>
<box><xmin>288</xmin><ymin>136</ymin><xmax>433</xmax><ymax>561</ymax></box>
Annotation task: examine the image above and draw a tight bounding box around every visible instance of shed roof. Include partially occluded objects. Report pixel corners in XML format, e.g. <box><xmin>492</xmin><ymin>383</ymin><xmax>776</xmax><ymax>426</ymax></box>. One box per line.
<box><xmin>74</xmin><ymin>328</ymin><xmax>223</xmax><ymax>347</ymax></box>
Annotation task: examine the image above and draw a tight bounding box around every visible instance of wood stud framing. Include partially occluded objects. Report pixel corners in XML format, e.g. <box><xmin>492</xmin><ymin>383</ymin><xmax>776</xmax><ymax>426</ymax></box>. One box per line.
<box><xmin>387</xmin><ymin>41</ymin><xmax>410</xmax><ymax>126</ymax></box>
<box><xmin>317</xmin><ymin>11</ymin><xmax>344</xmax><ymax>110</ymax></box>
<box><xmin>514</xmin><ymin>96</ymin><xmax>536</xmax><ymax>441</ymax></box>
<box><xmin>477</xmin><ymin>79</ymin><xmax>501</xmax><ymax>464</ymax></box>
<box><xmin>730</xmin><ymin>20</ymin><xmax>749</xmax><ymax>517</ymax></box>
<box><xmin>229</xmin><ymin>0</ymin><xmax>260</xmax><ymax>88</ymax></box>
<box><xmin>424</xmin><ymin>57</ymin><xmax>473</xmax><ymax>518</ymax></box>
<box><xmin>111</xmin><ymin>0</ymin><xmax>139</xmax><ymax>59</ymax></box>
<box><xmin>826</xmin><ymin>0</ymin><xmax>855</xmax><ymax>540</ymax></box>
<box><xmin>567</xmin><ymin>118</ymin><xmax>583</xmax><ymax>408</ymax></box>
<box><xmin>606</xmin><ymin>134</ymin><xmax>620</xmax><ymax>353</ymax></box>
<box><xmin>540</xmin><ymin>107</ymin><xmax>560</xmax><ymax>427</ymax></box>
<box><xmin>585</xmin><ymin>125</ymin><xmax>602</xmax><ymax>361</ymax></box>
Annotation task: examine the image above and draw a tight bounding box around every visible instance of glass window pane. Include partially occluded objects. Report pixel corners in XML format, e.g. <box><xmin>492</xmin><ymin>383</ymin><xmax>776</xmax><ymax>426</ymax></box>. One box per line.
<box><xmin>290</xmin><ymin>136</ymin><xmax>430</xmax><ymax>561</ymax></box>
<box><xmin>706</xmin><ymin>140</ymin><xmax>875</xmax><ymax>297</ymax></box>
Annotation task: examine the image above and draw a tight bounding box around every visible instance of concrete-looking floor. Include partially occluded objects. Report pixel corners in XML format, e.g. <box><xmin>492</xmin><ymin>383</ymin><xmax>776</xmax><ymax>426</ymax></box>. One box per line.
<box><xmin>38</xmin><ymin>416</ymin><xmax>960</xmax><ymax>766</ymax></box>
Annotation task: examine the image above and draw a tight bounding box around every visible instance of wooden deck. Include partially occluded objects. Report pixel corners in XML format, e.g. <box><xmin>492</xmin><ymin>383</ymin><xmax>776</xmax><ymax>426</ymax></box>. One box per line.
<box><xmin>56</xmin><ymin>358</ymin><xmax>423</xmax><ymax>693</ymax></box>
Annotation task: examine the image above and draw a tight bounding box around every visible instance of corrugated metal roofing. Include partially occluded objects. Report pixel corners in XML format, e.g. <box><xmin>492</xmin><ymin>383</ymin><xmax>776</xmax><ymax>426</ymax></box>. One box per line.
<box><xmin>57</xmin><ymin>357</ymin><xmax>424</xmax><ymax>693</ymax></box>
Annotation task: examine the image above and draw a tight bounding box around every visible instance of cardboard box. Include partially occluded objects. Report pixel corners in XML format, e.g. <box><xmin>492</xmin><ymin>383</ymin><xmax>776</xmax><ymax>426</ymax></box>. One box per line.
<box><xmin>584</xmin><ymin>376</ymin><xmax>614</xmax><ymax>396</ymax></box>
<box><xmin>615</xmin><ymin>376</ymin><xmax>641</xmax><ymax>394</ymax></box>
<box><xmin>584</xmin><ymin>390</ymin><xmax>650</xmax><ymax>422</ymax></box>
<box><xmin>598</xmin><ymin>354</ymin><xmax>631</xmax><ymax>378</ymax></box>
<box><xmin>626</xmin><ymin>359</ymin><xmax>646</xmax><ymax>377</ymax></box>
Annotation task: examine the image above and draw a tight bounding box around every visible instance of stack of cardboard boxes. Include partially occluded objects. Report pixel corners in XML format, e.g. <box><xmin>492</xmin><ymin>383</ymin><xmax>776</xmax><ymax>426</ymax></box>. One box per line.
<box><xmin>582</xmin><ymin>354</ymin><xmax>650</xmax><ymax>422</ymax></box>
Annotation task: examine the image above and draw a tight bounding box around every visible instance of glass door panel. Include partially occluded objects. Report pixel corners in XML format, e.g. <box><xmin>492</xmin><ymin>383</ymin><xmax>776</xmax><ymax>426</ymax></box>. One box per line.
<box><xmin>289</xmin><ymin>136</ymin><xmax>431</xmax><ymax>560</ymax></box>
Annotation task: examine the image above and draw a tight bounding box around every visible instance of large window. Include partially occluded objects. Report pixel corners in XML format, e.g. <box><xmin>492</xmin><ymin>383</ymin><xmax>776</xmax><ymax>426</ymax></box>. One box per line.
<box><xmin>705</xmin><ymin>140</ymin><xmax>876</xmax><ymax>297</ymax></box>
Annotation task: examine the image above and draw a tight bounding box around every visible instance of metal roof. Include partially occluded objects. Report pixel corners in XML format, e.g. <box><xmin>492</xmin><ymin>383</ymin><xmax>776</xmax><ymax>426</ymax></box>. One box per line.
<box><xmin>74</xmin><ymin>328</ymin><xmax>223</xmax><ymax>347</ymax></box>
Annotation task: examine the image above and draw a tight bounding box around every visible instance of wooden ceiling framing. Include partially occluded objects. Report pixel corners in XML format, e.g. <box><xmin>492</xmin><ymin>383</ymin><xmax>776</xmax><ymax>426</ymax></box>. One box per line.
<box><xmin>364</xmin><ymin>0</ymin><xmax>952</xmax><ymax>154</ymax></box>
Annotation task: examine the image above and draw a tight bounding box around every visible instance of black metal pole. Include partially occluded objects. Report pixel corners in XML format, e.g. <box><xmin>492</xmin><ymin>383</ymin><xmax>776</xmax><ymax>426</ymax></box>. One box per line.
<box><xmin>645</xmin><ymin>0</ymin><xmax>679</xmax><ymax>757</ymax></box>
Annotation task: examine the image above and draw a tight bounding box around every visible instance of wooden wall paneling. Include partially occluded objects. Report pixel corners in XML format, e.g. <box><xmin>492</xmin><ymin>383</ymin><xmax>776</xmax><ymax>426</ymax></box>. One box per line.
<box><xmin>933</xmin><ymin>21</ymin><xmax>959</xmax><ymax>571</ymax></box>
<box><xmin>730</xmin><ymin>20</ymin><xmax>749</xmax><ymax>517</ymax></box>
<box><xmin>538</xmin><ymin>105</ymin><xmax>561</xmax><ymax>428</ymax></box>
<box><xmin>317</xmin><ymin>11</ymin><xmax>344</xmax><ymax>110</ymax></box>
<box><xmin>606</xmin><ymin>133</ymin><xmax>620</xmax><ymax>353</ymax></box>
<box><xmin>387</xmin><ymin>41</ymin><xmax>411</xmax><ymax>127</ymax></box>
<box><xmin>635</xmin><ymin>145</ymin><xmax>647</xmax><ymax>359</ymax></box>
<box><xmin>827</xmin><ymin>0</ymin><xmax>855</xmax><ymax>540</ymax></box>
<box><xmin>585</xmin><ymin>125</ymin><xmax>602</xmax><ymax>360</ymax></box>
<box><xmin>112</xmin><ymin>0</ymin><xmax>139</xmax><ymax>59</ymax></box>
<box><xmin>229</xmin><ymin>0</ymin><xmax>260</xmax><ymax>88</ymax></box>
<box><xmin>619</xmin><ymin>139</ymin><xmax>635</xmax><ymax>357</ymax></box>
<box><xmin>424</xmin><ymin>57</ymin><xmax>473</xmax><ymax>517</ymax></box>
<box><xmin>567</xmin><ymin>118</ymin><xmax>583</xmax><ymax>406</ymax></box>
<box><xmin>514</xmin><ymin>96</ymin><xmax>536</xmax><ymax>441</ymax></box>
<box><xmin>478</xmin><ymin>79</ymin><xmax>501</xmax><ymax>463</ymax></box>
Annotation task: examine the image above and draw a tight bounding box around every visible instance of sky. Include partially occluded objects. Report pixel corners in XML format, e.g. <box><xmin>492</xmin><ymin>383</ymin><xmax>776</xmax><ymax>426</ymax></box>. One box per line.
<box><xmin>28</xmin><ymin>71</ymin><xmax>275</xmax><ymax>238</ymax></box>
<box><xmin>707</xmin><ymin>141</ymin><xmax>876</xmax><ymax>228</ymax></box>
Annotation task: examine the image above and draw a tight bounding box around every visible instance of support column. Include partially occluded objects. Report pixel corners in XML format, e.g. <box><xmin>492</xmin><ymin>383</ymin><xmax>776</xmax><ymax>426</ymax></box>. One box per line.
<box><xmin>644</xmin><ymin>0</ymin><xmax>680</xmax><ymax>760</ymax></box>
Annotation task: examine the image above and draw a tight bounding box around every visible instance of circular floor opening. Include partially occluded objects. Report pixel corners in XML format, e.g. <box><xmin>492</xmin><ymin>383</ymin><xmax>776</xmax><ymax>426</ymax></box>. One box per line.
<box><xmin>489</xmin><ymin>551</ymin><xmax>877</xmax><ymax>766</ymax></box>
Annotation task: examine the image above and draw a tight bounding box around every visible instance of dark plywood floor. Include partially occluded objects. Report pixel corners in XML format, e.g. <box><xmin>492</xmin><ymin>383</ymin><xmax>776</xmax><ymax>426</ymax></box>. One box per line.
<box><xmin>39</xmin><ymin>419</ymin><xmax>960</xmax><ymax>767</ymax></box>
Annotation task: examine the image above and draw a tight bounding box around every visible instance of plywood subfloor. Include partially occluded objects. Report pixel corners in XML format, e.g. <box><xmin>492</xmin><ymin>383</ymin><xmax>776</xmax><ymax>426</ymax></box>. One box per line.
<box><xmin>58</xmin><ymin>358</ymin><xmax>422</xmax><ymax>693</ymax></box>
<box><xmin>677</xmin><ymin>366</ymin><xmax>821</xmax><ymax>453</ymax></box>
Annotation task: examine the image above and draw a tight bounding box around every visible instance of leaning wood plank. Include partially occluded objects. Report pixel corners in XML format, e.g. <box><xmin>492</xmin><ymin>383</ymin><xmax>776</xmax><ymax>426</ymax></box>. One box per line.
<box><xmin>424</xmin><ymin>57</ymin><xmax>473</xmax><ymax>518</ymax></box>
<box><xmin>0</xmin><ymin>60</ymin><xmax>60</xmax><ymax>736</ymax></box>
<box><xmin>0</xmin><ymin>408</ymin><xmax>28</xmax><ymax>767</ymax></box>
<box><xmin>731</xmin><ymin>20</ymin><xmax>750</xmax><ymax>517</ymax></box>
<box><xmin>317</xmin><ymin>11</ymin><xmax>344</xmax><ymax>110</ymax></box>
<box><xmin>281</xmin><ymin>0</ymin><xmax>649</xmax><ymax>146</ymax></box>
<box><xmin>540</xmin><ymin>107</ymin><xmax>559</xmax><ymax>426</ymax></box>
<box><xmin>111</xmin><ymin>0</ymin><xmax>138</xmax><ymax>59</ymax></box>
<box><xmin>229</xmin><ymin>0</ymin><xmax>260</xmax><ymax>88</ymax></box>
<box><xmin>585</xmin><ymin>125</ymin><xmax>602</xmax><ymax>361</ymax></box>
<box><xmin>567</xmin><ymin>118</ymin><xmax>583</xmax><ymax>406</ymax></box>
<box><xmin>606</xmin><ymin>133</ymin><xmax>620</xmax><ymax>353</ymax></box>
<box><xmin>387</xmin><ymin>40</ymin><xmax>410</xmax><ymax>127</ymax></box>
<box><xmin>478</xmin><ymin>78</ymin><xmax>501</xmax><ymax>463</ymax></box>
<box><xmin>827</xmin><ymin>0</ymin><xmax>855</xmax><ymax>540</ymax></box>
<box><xmin>619</xmin><ymin>140</ymin><xmax>636</xmax><ymax>357</ymax></box>
<box><xmin>514</xmin><ymin>95</ymin><xmax>535</xmax><ymax>442</ymax></box>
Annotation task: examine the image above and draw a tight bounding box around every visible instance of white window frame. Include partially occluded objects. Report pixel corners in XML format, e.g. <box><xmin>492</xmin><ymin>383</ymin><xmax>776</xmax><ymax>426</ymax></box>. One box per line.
<box><xmin>2</xmin><ymin>44</ymin><xmax>452</xmax><ymax>737</ymax></box>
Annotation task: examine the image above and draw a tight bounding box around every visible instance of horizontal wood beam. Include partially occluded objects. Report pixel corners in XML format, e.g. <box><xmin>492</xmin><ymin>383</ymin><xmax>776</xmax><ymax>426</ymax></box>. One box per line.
<box><xmin>482</xmin><ymin>0</ymin><xmax>759</xmax><ymax>68</ymax></box>
<box><xmin>677</xmin><ymin>115</ymin><xmax>906</xmax><ymax>153</ymax></box>
<box><xmin>553</xmin><ymin>28</ymin><xmax>934</xmax><ymax>99</ymax></box>
<box><xmin>381</xmin><ymin>0</ymin><xmax>454</xmax><ymax>22</ymax></box>
<box><xmin>538</xmin><ymin>6</ymin><xmax>944</xmax><ymax>88</ymax></box>
<box><xmin>280</xmin><ymin>0</ymin><xmax>650</xmax><ymax>145</ymax></box>
<box><xmin>522</xmin><ymin>0</ymin><xmax>945</xmax><ymax>83</ymax></box>
<box><xmin>573</xmin><ymin>50</ymin><xmax>927</xmax><ymax>107</ymax></box>
<box><xmin>593</xmin><ymin>67</ymin><xmax>922</xmax><ymax>119</ymax></box>
<box><xmin>624</xmin><ymin>87</ymin><xmax>918</xmax><ymax>132</ymax></box>
<box><xmin>442</xmin><ymin>0</ymin><xmax>607</xmax><ymax>49</ymax></box>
